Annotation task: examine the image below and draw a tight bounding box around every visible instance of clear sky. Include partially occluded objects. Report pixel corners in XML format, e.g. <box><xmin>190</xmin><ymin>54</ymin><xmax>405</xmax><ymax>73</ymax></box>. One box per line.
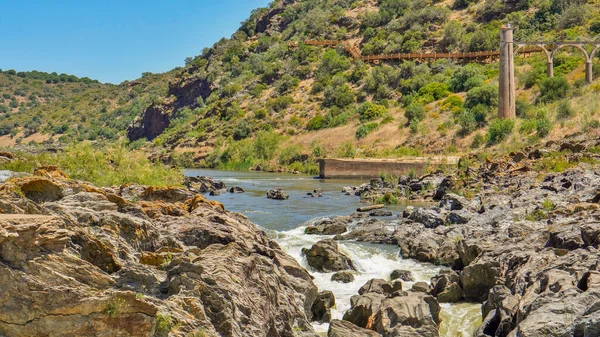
<box><xmin>0</xmin><ymin>0</ymin><xmax>271</xmax><ymax>84</ymax></box>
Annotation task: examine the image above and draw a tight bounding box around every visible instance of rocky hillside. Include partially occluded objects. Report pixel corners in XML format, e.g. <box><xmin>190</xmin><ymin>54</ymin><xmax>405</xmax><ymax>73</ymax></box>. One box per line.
<box><xmin>126</xmin><ymin>0</ymin><xmax>600</xmax><ymax>171</ymax></box>
<box><xmin>0</xmin><ymin>69</ymin><xmax>175</xmax><ymax>147</ymax></box>
<box><xmin>301</xmin><ymin>134</ymin><xmax>600</xmax><ymax>336</ymax></box>
<box><xmin>0</xmin><ymin>167</ymin><xmax>317</xmax><ymax>336</ymax></box>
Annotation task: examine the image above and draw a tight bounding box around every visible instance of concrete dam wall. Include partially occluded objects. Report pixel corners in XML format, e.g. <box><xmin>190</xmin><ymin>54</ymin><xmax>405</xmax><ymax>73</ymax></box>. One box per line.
<box><xmin>318</xmin><ymin>157</ymin><xmax>460</xmax><ymax>179</ymax></box>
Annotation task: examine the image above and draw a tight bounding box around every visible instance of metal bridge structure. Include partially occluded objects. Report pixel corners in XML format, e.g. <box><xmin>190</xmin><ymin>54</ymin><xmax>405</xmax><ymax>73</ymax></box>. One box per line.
<box><xmin>290</xmin><ymin>28</ymin><xmax>599</xmax><ymax>119</ymax></box>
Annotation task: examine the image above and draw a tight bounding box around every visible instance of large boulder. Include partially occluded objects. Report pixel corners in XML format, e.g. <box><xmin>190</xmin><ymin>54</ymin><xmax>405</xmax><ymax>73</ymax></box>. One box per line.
<box><xmin>373</xmin><ymin>292</ymin><xmax>441</xmax><ymax>337</ymax></box>
<box><xmin>358</xmin><ymin>279</ymin><xmax>402</xmax><ymax>296</ymax></box>
<box><xmin>408</xmin><ymin>208</ymin><xmax>445</xmax><ymax>229</ymax></box>
<box><xmin>328</xmin><ymin>319</ymin><xmax>381</xmax><ymax>337</ymax></box>
<box><xmin>305</xmin><ymin>216</ymin><xmax>352</xmax><ymax>235</ymax></box>
<box><xmin>312</xmin><ymin>291</ymin><xmax>335</xmax><ymax>322</ymax></box>
<box><xmin>342</xmin><ymin>293</ymin><xmax>386</xmax><ymax>328</ymax></box>
<box><xmin>267</xmin><ymin>189</ymin><xmax>289</xmax><ymax>200</ymax></box>
<box><xmin>390</xmin><ymin>270</ymin><xmax>414</xmax><ymax>282</ymax></box>
<box><xmin>430</xmin><ymin>270</ymin><xmax>463</xmax><ymax>303</ymax></box>
<box><xmin>332</xmin><ymin>271</ymin><xmax>355</xmax><ymax>283</ymax></box>
<box><xmin>301</xmin><ymin>239</ymin><xmax>356</xmax><ymax>272</ymax></box>
<box><xmin>461</xmin><ymin>261</ymin><xmax>500</xmax><ymax>302</ymax></box>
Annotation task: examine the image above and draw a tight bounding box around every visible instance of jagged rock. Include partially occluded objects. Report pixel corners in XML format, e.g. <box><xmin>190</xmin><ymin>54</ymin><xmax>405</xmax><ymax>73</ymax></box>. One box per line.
<box><xmin>433</xmin><ymin>176</ymin><xmax>453</xmax><ymax>200</ymax></box>
<box><xmin>335</xmin><ymin>218</ymin><xmax>397</xmax><ymax>244</ymax></box>
<box><xmin>185</xmin><ymin>176</ymin><xmax>226</xmax><ymax>193</ymax></box>
<box><xmin>461</xmin><ymin>261</ymin><xmax>500</xmax><ymax>302</ymax></box>
<box><xmin>267</xmin><ymin>189</ymin><xmax>289</xmax><ymax>200</ymax></box>
<box><xmin>342</xmin><ymin>186</ymin><xmax>355</xmax><ymax>195</ymax></box>
<box><xmin>331</xmin><ymin>271</ymin><xmax>355</xmax><ymax>283</ymax></box>
<box><xmin>342</xmin><ymin>292</ymin><xmax>386</xmax><ymax>328</ymax></box>
<box><xmin>305</xmin><ymin>216</ymin><xmax>352</xmax><ymax>235</ymax></box>
<box><xmin>127</xmin><ymin>103</ymin><xmax>172</xmax><ymax>141</ymax></box>
<box><xmin>402</xmin><ymin>205</ymin><xmax>415</xmax><ymax>218</ymax></box>
<box><xmin>358</xmin><ymin>279</ymin><xmax>401</xmax><ymax>296</ymax></box>
<box><xmin>408</xmin><ymin>208</ymin><xmax>444</xmax><ymax>229</ymax></box>
<box><xmin>0</xmin><ymin>175</ymin><xmax>318</xmax><ymax>337</ymax></box>
<box><xmin>307</xmin><ymin>189</ymin><xmax>323</xmax><ymax>197</ymax></box>
<box><xmin>369</xmin><ymin>210</ymin><xmax>393</xmax><ymax>217</ymax></box>
<box><xmin>430</xmin><ymin>270</ymin><xmax>462</xmax><ymax>303</ymax></box>
<box><xmin>439</xmin><ymin>193</ymin><xmax>467</xmax><ymax>211</ymax></box>
<box><xmin>412</xmin><ymin>282</ymin><xmax>430</xmax><ymax>293</ymax></box>
<box><xmin>229</xmin><ymin>186</ymin><xmax>245</xmax><ymax>193</ymax></box>
<box><xmin>327</xmin><ymin>319</ymin><xmax>381</xmax><ymax>337</ymax></box>
<box><xmin>373</xmin><ymin>292</ymin><xmax>441</xmax><ymax>337</ymax></box>
<box><xmin>390</xmin><ymin>269</ymin><xmax>414</xmax><ymax>282</ymax></box>
<box><xmin>446</xmin><ymin>210</ymin><xmax>471</xmax><ymax>225</ymax></box>
<box><xmin>311</xmin><ymin>291</ymin><xmax>335</xmax><ymax>322</ymax></box>
<box><xmin>301</xmin><ymin>239</ymin><xmax>355</xmax><ymax>272</ymax></box>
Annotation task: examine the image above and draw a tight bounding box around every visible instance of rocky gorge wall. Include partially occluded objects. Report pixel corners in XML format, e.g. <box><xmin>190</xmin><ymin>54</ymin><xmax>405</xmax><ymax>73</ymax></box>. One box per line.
<box><xmin>0</xmin><ymin>167</ymin><xmax>318</xmax><ymax>337</ymax></box>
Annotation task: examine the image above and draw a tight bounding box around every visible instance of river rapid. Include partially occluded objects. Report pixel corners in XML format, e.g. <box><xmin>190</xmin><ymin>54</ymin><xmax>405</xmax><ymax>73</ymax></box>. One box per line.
<box><xmin>185</xmin><ymin>169</ymin><xmax>481</xmax><ymax>336</ymax></box>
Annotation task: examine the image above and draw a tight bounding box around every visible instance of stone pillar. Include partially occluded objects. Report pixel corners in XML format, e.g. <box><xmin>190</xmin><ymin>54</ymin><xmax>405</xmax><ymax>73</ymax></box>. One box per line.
<box><xmin>547</xmin><ymin>60</ymin><xmax>554</xmax><ymax>78</ymax></box>
<box><xmin>586</xmin><ymin>60</ymin><xmax>593</xmax><ymax>83</ymax></box>
<box><xmin>498</xmin><ymin>25</ymin><xmax>516</xmax><ymax>119</ymax></box>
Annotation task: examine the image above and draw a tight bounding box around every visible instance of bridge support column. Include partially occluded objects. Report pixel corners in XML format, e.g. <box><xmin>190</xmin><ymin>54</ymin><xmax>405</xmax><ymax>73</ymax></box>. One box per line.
<box><xmin>586</xmin><ymin>61</ymin><xmax>593</xmax><ymax>83</ymax></box>
<box><xmin>498</xmin><ymin>25</ymin><xmax>516</xmax><ymax>119</ymax></box>
<box><xmin>547</xmin><ymin>61</ymin><xmax>554</xmax><ymax>78</ymax></box>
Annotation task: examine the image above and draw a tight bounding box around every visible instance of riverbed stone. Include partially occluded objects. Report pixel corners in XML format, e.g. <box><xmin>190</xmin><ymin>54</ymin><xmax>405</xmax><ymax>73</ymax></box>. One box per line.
<box><xmin>267</xmin><ymin>189</ymin><xmax>289</xmax><ymax>200</ymax></box>
<box><xmin>327</xmin><ymin>319</ymin><xmax>381</xmax><ymax>337</ymax></box>
<box><xmin>305</xmin><ymin>216</ymin><xmax>351</xmax><ymax>235</ymax></box>
<box><xmin>343</xmin><ymin>293</ymin><xmax>386</xmax><ymax>328</ymax></box>
<box><xmin>373</xmin><ymin>292</ymin><xmax>441</xmax><ymax>337</ymax></box>
<box><xmin>331</xmin><ymin>271</ymin><xmax>355</xmax><ymax>283</ymax></box>
<box><xmin>408</xmin><ymin>208</ymin><xmax>445</xmax><ymax>229</ymax></box>
<box><xmin>311</xmin><ymin>291</ymin><xmax>335</xmax><ymax>322</ymax></box>
<box><xmin>302</xmin><ymin>239</ymin><xmax>356</xmax><ymax>272</ymax></box>
<box><xmin>390</xmin><ymin>269</ymin><xmax>414</xmax><ymax>282</ymax></box>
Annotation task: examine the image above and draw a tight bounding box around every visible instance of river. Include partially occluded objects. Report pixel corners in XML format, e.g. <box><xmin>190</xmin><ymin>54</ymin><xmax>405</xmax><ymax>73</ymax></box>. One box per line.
<box><xmin>185</xmin><ymin>169</ymin><xmax>481</xmax><ymax>336</ymax></box>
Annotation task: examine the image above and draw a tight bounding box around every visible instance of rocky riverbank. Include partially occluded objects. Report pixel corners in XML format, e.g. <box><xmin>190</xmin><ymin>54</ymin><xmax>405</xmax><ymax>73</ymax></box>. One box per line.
<box><xmin>308</xmin><ymin>136</ymin><xmax>600</xmax><ymax>336</ymax></box>
<box><xmin>0</xmin><ymin>166</ymin><xmax>318</xmax><ymax>337</ymax></box>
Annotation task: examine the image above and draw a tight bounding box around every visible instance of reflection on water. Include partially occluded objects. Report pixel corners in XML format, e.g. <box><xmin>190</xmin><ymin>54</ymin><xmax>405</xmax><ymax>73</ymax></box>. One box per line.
<box><xmin>184</xmin><ymin>169</ymin><xmax>481</xmax><ymax>336</ymax></box>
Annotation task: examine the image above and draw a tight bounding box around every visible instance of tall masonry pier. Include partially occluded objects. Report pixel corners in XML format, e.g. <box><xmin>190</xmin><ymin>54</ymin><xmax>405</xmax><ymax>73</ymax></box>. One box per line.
<box><xmin>498</xmin><ymin>25</ymin><xmax>516</xmax><ymax>119</ymax></box>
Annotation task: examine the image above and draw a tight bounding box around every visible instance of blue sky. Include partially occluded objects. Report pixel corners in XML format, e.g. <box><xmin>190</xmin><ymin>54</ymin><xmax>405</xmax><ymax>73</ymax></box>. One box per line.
<box><xmin>0</xmin><ymin>0</ymin><xmax>271</xmax><ymax>83</ymax></box>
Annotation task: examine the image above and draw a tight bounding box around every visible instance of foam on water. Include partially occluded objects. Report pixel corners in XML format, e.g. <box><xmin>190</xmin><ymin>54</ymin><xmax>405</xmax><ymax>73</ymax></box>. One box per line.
<box><xmin>275</xmin><ymin>225</ymin><xmax>446</xmax><ymax>334</ymax></box>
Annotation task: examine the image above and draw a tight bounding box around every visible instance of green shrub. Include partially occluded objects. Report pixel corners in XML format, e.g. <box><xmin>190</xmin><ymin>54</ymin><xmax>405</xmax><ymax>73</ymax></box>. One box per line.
<box><xmin>404</xmin><ymin>104</ymin><xmax>425</xmax><ymax>124</ymax></box>
<box><xmin>538</xmin><ymin>76</ymin><xmax>569</xmax><ymax>103</ymax></box>
<box><xmin>471</xmin><ymin>133</ymin><xmax>485</xmax><ymax>148</ymax></box>
<box><xmin>449</xmin><ymin>64</ymin><xmax>486</xmax><ymax>93</ymax></box>
<box><xmin>458</xmin><ymin>110</ymin><xmax>477</xmax><ymax>135</ymax></box>
<box><xmin>465</xmin><ymin>85</ymin><xmax>498</xmax><ymax>109</ymax></box>
<box><xmin>418</xmin><ymin>82</ymin><xmax>450</xmax><ymax>100</ymax></box>
<box><xmin>358</xmin><ymin>102</ymin><xmax>387</xmax><ymax>121</ymax></box>
<box><xmin>556</xmin><ymin>100</ymin><xmax>575</xmax><ymax>120</ymax></box>
<box><xmin>519</xmin><ymin>119</ymin><xmax>538</xmax><ymax>134</ymax></box>
<box><xmin>486</xmin><ymin>118</ymin><xmax>515</xmax><ymax>145</ymax></box>
<box><xmin>515</xmin><ymin>99</ymin><xmax>533</xmax><ymax>118</ymax></box>
<box><xmin>252</xmin><ymin>130</ymin><xmax>281</xmax><ymax>160</ymax></box>
<box><xmin>307</xmin><ymin>115</ymin><xmax>325</xmax><ymax>130</ymax></box>
<box><xmin>409</xmin><ymin>119</ymin><xmax>419</xmax><ymax>134</ymax></box>
<box><xmin>356</xmin><ymin>123</ymin><xmax>379</xmax><ymax>139</ymax></box>
<box><xmin>266</xmin><ymin>96</ymin><xmax>293</xmax><ymax>112</ymax></box>
<box><xmin>232</xmin><ymin>119</ymin><xmax>252</xmax><ymax>140</ymax></box>
<box><xmin>443</xmin><ymin>95</ymin><xmax>463</xmax><ymax>110</ymax></box>
<box><xmin>536</xmin><ymin>116</ymin><xmax>552</xmax><ymax>137</ymax></box>
<box><xmin>336</xmin><ymin>141</ymin><xmax>355</xmax><ymax>158</ymax></box>
<box><xmin>324</xmin><ymin>83</ymin><xmax>355</xmax><ymax>108</ymax></box>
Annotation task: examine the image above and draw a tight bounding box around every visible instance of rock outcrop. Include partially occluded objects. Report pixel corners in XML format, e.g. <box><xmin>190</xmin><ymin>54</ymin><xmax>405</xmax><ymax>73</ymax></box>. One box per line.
<box><xmin>302</xmin><ymin>239</ymin><xmax>355</xmax><ymax>272</ymax></box>
<box><xmin>0</xmin><ymin>170</ymin><xmax>318</xmax><ymax>337</ymax></box>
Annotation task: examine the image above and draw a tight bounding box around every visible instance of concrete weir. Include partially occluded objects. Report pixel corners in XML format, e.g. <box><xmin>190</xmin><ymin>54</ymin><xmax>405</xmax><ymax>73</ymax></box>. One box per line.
<box><xmin>318</xmin><ymin>157</ymin><xmax>460</xmax><ymax>179</ymax></box>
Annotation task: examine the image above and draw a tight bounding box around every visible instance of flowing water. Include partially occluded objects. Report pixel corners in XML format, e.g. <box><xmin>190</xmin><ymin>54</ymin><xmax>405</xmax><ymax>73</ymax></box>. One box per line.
<box><xmin>185</xmin><ymin>169</ymin><xmax>481</xmax><ymax>336</ymax></box>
